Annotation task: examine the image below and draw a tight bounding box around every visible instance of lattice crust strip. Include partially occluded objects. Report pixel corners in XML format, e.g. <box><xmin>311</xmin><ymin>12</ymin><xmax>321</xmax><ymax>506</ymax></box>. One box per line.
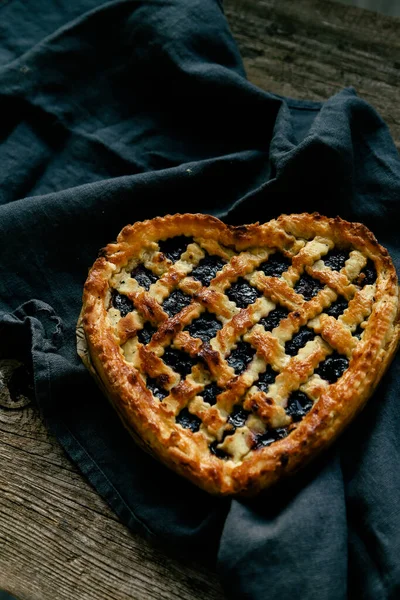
<box><xmin>79</xmin><ymin>213</ymin><xmax>400</xmax><ymax>496</ymax></box>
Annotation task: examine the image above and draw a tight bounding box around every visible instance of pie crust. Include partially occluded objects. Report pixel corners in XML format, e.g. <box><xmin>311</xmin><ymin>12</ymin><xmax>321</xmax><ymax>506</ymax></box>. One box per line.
<box><xmin>77</xmin><ymin>213</ymin><xmax>400</xmax><ymax>496</ymax></box>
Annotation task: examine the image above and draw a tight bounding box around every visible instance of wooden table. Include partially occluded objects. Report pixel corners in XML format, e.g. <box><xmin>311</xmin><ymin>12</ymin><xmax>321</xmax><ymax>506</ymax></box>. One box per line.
<box><xmin>1</xmin><ymin>2</ymin><xmax>399</xmax><ymax>599</ymax></box>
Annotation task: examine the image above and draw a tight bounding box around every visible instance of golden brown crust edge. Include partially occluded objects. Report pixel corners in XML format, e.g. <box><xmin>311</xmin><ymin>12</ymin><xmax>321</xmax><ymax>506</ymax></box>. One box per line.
<box><xmin>79</xmin><ymin>213</ymin><xmax>400</xmax><ymax>497</ymax></box>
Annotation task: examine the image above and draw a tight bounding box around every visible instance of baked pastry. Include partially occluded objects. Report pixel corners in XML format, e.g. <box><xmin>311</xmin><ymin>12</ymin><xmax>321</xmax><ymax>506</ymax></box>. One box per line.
<box><xmin>77</xmin><ymin>213</ymin><xmax>400</xmax><ymax>496</ymax></box>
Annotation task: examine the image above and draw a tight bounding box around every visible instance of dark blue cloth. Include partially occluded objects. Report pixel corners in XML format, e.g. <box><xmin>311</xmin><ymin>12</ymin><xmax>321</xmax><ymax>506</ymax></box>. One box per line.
<box><xmin>1</xmin><ymin>1</ymin><xmax>399</xmax><ymax>599</ymax></box>
<box><xmin>0</xmin><ymin>592</ymin><xmax>19</xmax><ymax>600</ymax></box>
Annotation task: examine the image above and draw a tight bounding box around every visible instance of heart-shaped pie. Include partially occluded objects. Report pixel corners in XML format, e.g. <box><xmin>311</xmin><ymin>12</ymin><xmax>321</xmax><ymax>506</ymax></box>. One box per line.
<box><xmin>78</xmin><ymin>213</ymin><xmax>400</xmax><ymax>496</ymax></box>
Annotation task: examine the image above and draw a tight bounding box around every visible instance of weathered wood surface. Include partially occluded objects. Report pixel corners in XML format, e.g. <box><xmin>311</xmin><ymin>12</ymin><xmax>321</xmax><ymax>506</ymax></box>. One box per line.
<box><xmin>0</xmin><ymin>401</ymin><xmax>224</xmax><ymax>600</ymax></box>
<box><xmin>1</xmin><ymin>1</ymin><xmax>399</xmax><ymax>599</ymax></box>
<box><xmin>226</xmin><ymin>0</ymin><xmax>400</xmax><ymax>149</ymax></box>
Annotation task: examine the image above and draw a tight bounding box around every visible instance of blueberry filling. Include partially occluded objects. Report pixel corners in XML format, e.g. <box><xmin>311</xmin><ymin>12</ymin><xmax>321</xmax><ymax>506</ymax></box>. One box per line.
<box><xmin>209</xmin><ymin>440</ymin><xmax>229</xmax><ymax>459</ymax></box>
<box><xmin>226</xmin><ymin>278</ymin><xmax>262</xmax><ymax>308</ymax></box>
<box><xmin>162</xmin><ymin>289</ymin><xmax>192</xmax><ymax>317</ymax></box>
<box><xmin>286</xmin><ymin>391</ymin><xmax>313</xmax><ymax>422</ymax></box>
<box><xmin>111</xmin><ymin>290</ymin><xmax>134</xmax><ymax>317</ymax></box>
<box><xmin>162</xmin><ymin>347</ymin><xmax>196</xmax><ymax>377</ymax></box>
<box><xmin>285</xmin><ymin>326</ymin><xmax>315</xmax><ymax>356</ymax></box>
<box><xmin>314</xmin><ymin>352</ymin><xmax>349</xmax><ymax>384</ymax></box>
<box><xmin>200</xmin><ymin>382</ymin><xmax>223</xmax><ymax>406</ymax></box>
<box><xmin>294</xmin><ymin>274</ymin><xmax>324</xmax><ymax>301</ymax></box>
<box><xmin>131</xmin><ymin>265</ymin><xmax>158</xmax><ymax>290</ymax></box>
<box><xmin>256</xmin><ymin>364</ymin><xmax>277</xmax><ymax>392</ymax></box>
<box><xmin>138</xmin><ymin>322</ymin><xmax>157</xmax><ymax>345</ymax></box>
<box><xmin>147</xmin><ymin>376</ymin><xmax>168</xmax><ymax>400</ymax></box>
<box><xmin>323</xmin><ymin>249</ymin><xmax>348</xmax><ymax>271</ymax></box>
<box><xmin>358</xmin><ymin>259</ymin><xmax>377</xmax><ymax>287</ymax></box>
<box><xmin>158</xmin><ymin>236</ymin><xmax>194</xmax><ymax>262</ymax></box>
<box><xmin>176</xmin><ymin>407</ymin><xmax>202</xmax><ymax>432</ymax></box>
<box><xmin>186</xmin><ymin>312</ymin><xmax>222</xmax><ymax>343</ymax></box>
<box><xmin>259</xmin><ymin>253</ymin><xmax>291</xmax><ymax>277</ymax></box>
<box><xmin>325</xmin><ymin>296</ymin><xmax>348</xmax><ymax>319</ymax></box>
<box><xmin>191</xmin><ymin>255</ymin><xmax>226</xmax><ymax>286</ymax></box>
<box><xmin>226</xmin><ymin>341</ymin><xmax>256</xmax><ymax>374</ymax></box>
<box><xmin>354</xmin><ymin>324</ymin><xmax>364</xmax><ymax>339</ymax></box>
<box><xmin>259</xmin><ymin>306</ymin><xmax>290</xmax><ymax>331</ymax></box>
<box><xmin>254</xmin><ymin>427</ymin><xmax>288</xmax><ymax>449</ymax></box>
<box><xmin>228</xmin><ymin>405</ymin><xmax>250</xmax><ymax>428</ymax></box>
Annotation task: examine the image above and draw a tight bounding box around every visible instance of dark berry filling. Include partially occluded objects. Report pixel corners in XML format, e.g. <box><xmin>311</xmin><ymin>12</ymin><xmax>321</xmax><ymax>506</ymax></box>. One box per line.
<box><xmin>228</xmin><ymin>405</ymin><xmax>250</xmax><ymax>428</ymax></box>
<box><xmin>294</xmin><ymin>274</ymin><xmax>324</xmax><ymax>301</ymax></box>
<box><xmin>286</xmin><ymin>391</ymin><xmax>313</xmax><ymax>422</ymax></box>
<box><xmin>285</xmin><ymin>326</ymin><xmax>315</xmax><ymax>356</ymax></box>
<box><xmin>325</xmin><ymin>296</ymin><xmax>348</xmax><ymax>319</ymax></box>
<box><xmin>186</xmin><ymin>312</ymin><xmax>222</xmax><ymax>343</ymax></box>
<box><xmin>253</xmin><ymin>427</ymin><xmax>288</xmax><ymax>449</ymax></box>
<box><xmin>191</xmin><ymin>255</ymin><xmax>226</xmax><ymax>286</ymax></box>
<box><xmin>162</xmin><ymin>289</ymin><xmax>192</xmax><ymax>317</ymax></box>
<box><xmin>158</xmin><ymin>236</ymin><xmax>194</xmax><ymax>262</ymax></box>
<box><xmin>138</xmin><ymin>322</ymin><xmax>157</xmax><ymax>345</ymax></box>
<box><xmin>315</xmin><ymin>352</ymin><xmax>349</xmax><ymax>384</ymax></box>
<box><xmin>226</xmin><ymin>341</ymin><xmax>256</xmax><ymax>374</ymax></box>
<box><xmin>111</xmin><ymin>290</ymin><xmax>134</xmax><ymax>317</ymax></box>
<box><xmin>259</xmin><ymin>253</ymin><xmax>291</xmax><ymax>277</ymax></box>
<box><xmin>176</xmin><ymin>407</ymin><xmax>202</xmax><ymax>432</ymax></box>
<box><xmin>147</xmin><ymin>376</ymin><xmax>168</xmax><ymax>400</ymax></box>
<box><xmin>209</xmin><ymin>440</ymin><xmax>229</xmax><ymax>459</ymax></box>
<box><xmin>200</xmin><ymin>382</ymin><xmax>223</xmax><ymax>406</ymax></box>
<box><xmin>259</xmin><ymin>306</ymin><xmax>290</xmax><ymax>331</ymax></box>
<box><xmin>357</xmin><ymin>259</ymin><xmax>377</xmax><ymax>287</ymax></box>
<box><xmin>226</xmin><ymin>278</ymin><xmax>262</xmax><ymax>308</ymax></box>
<box><xmin>131</xmin><ymin>265</ymin><xmax>158</xmax><ymax>290</ymax></box>
<box><xmin>323</xmin><ymin>249</ymin><xmax>348</xmax><ymax>271</ymax></box>
<box><xmin>354</xmin><ymin>324</ymin><xmax>364</xmax><ymax>339</ymax></box>
<box><xmin>256</xmin><ymin>364</ymin><xmax>277</xmax><ymax>392</ymax></box>
<box><xmin>162</xmin><ymin>347</ymin><xmax>196</xmax><ymax>377</ymax></box>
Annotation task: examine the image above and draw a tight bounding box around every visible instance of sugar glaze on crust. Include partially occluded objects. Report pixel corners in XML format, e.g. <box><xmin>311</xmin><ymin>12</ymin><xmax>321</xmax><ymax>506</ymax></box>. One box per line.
<box><xmin>78</xmin><ymin>213</ymin><xmax>400</xmax><ymax>496</ymax></box>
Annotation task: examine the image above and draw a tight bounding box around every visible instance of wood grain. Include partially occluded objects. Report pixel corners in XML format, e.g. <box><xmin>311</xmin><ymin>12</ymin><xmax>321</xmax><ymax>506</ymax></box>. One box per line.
<box><xmin>225</xmin><ymin>0</ymin><xmax>400</xmax><ymax>148</ymax></box>
<box><xmin>1</xmin><ymin>1</ymin><xmax>399</xmax><ymax>599</ymax></box>
<box><xmin>0</xmin><ymin>403</ymin><xmax>224</xmax><ymax>600</ymax></box>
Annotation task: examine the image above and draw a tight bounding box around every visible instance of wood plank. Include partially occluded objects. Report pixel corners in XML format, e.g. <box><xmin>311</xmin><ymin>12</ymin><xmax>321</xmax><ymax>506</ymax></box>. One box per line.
<box><xmin>225</xmin><ymin>0</ymin><xmax>400</xmax><ymax>148</ymax></box>
<box><xmin>0</xmin><ymin>403</ymin><xmax>224</xmax><ymax>600</ymax></box>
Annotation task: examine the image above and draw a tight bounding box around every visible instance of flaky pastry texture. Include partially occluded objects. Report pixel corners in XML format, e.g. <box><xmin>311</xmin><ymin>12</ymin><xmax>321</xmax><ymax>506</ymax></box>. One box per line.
<box><xmin>78</xmin><ymin>213</ymin><xmax>400</xmax><ymax>496</ymax></box>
